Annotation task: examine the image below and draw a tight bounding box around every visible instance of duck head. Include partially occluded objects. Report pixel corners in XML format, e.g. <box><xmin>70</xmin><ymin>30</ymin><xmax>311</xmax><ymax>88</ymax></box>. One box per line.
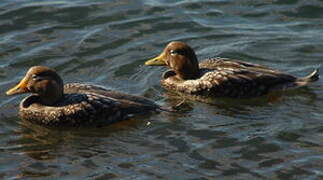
<box><xmin>6</xmin><ymin>66</ymin><xmax>64</xmax><ymax>105</ymax></box>
<box><xmin>145</xmin><ymin>41</ymin><xmax>200</xmax><ymax>80</ymax></box>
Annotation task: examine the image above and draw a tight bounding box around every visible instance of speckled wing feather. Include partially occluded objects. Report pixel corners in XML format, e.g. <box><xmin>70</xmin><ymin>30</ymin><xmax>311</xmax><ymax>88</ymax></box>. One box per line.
<box><xmin>64</xmin><ymin>83</ymin><xmax>160</xmax><ymax>112</ymax></box>
<box><xmin>19</xmin><ymin>93</ymin><xmax>126</xmax><ymax>127</ymax></box>
<box><xmin>64</xmin><ymin>83</ymin><xmax>109</xmax><ymax>93</ymax></box>
<box><xmin>161</xmin><ymin>58</ymin><xmax>297</xmax><ymax>98</ymax></box>
<box><xmin>199</xmin><ymin>57</ymin><xmax>277</xmax><ymax>72</ymax></box>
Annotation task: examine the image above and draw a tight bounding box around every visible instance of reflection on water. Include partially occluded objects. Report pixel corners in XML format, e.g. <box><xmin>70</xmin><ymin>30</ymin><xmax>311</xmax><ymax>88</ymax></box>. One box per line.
<box><xmin>0</xmin><ymin>0</ymin><xmax>322</xmax><ymax>179</ymax></box>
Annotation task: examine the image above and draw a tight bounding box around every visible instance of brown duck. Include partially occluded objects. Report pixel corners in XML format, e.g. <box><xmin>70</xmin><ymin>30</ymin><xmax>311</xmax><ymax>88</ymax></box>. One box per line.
<box><xmin>145</xmin><ymin>41</ymin><xmax>319</xmax><ymax>98</ymax></box>
<box><xmin>6</xmin><ymin>66</ymin><xmax>165</xmax><ymax>127</ymax></box>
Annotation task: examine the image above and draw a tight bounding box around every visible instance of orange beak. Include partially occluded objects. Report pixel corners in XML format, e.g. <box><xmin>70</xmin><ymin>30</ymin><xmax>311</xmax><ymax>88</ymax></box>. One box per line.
<box><xmin>6</xmin><ymin>77</ymin><xmax>29</xmax><ymax>95</ymax></box>
<box><xmin>145</xmin><ymin>51</ymin><xmax>167</xmax><ymax>66</ymax></box>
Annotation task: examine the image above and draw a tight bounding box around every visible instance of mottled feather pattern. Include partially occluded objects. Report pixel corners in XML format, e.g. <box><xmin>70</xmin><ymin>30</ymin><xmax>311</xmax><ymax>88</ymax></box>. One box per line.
<box><xmin>199</xmin><ymin>57</ymin><xmax>276</xmax><ymax>71</ymax></box>
<box><xmin>64</xmin><ymin>83</ymin><xmax>160</xmax><ymax>112</ymax></box>
<box><xmin>161</xmin><ymin>58</ymin><xmax>299</xmax><ymax>98</ymax></box>
<box><xmin>20</xmin><ymin>93</ymin><xmax>124</xmax><ymax>127</ymax></box>
<box><xmin>64</xmin><ymin>83</ymin><xmax>109</xmax><ymax>93</ymax></box>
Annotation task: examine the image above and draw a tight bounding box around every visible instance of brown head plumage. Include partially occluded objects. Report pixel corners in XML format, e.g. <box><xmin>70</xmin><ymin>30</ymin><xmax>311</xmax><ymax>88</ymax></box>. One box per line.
<box><xmin>145</xmin><ymin>41</ymin><xmax>200</xmax><ymax>80</ymax></box>
<box><xmin>6</xmin><ymin>66</ymin><xmax>64</xmax><ymax>105</ymax></box>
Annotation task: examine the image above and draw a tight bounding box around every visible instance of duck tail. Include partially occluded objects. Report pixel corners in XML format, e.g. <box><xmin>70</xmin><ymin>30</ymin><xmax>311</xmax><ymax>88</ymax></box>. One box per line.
<box><xmin>295</xmin><ymin>68</ymin><xmax>320</xmax><ymax>86</ymax></box>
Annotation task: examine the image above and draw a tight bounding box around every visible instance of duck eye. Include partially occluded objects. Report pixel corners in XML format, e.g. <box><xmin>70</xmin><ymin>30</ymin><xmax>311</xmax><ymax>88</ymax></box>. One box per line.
<box><xmin>170</xmin><ymin>49</ymin><xmax>178</xmax><ymax>55</ymax></box>
<box><xmin>32</xmin><ymin>74</ymin><xmax>41</xmax><ymax>81</ymax></box>
<box><xmin>170</xmin><ymin>49</ymin><xmax>185</xmax><ymax>56</ymax></box>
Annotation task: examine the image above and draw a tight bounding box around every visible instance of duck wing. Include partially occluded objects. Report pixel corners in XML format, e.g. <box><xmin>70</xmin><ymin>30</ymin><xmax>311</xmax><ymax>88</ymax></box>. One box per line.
<box><xmin>199</xmin><ymin>57</ymin><xmax>319</xmax><ymax>89</ymax></box>
<box><xmin>199</xmin><ymin>57</ymin><xmax>277</xmax><ymax>72</ymax></box>
<box><xmin>64</xmin><ymin>83</ymin><xmax>161</xmax><ymax>112</ymax></box>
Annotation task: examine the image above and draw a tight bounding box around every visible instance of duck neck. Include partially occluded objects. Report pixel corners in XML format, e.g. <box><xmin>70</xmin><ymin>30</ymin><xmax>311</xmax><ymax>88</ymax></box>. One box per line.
<box><xmin>176</xmin><ymin>66</ymin><xmax>200</xmax><ymax>80</ymax></box>
<box><xmin>39</xmin><ymin>80</ymin><xmax>64</xmax><ymax>106</ymax></box>
<box><xmin>176</xmin><ymin>55</ymin><xmax>200</xmax><ymax>80</ymax></box>
<box><xmin>39</xmin><ymin>91</ymin><xmax>63</xmax><ymax>106</ymax></box>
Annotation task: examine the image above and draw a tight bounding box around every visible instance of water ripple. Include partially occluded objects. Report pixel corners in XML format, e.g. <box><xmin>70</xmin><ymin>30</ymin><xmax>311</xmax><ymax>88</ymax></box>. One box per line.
<box><xmin>0</xmin><ymin>0</ymin><xmax>322</xmax><ymax>179</ymax></box>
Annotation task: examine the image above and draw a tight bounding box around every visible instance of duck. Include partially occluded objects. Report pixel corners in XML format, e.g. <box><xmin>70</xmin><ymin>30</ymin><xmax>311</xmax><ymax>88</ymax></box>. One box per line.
<box><xmin>6</xmin><ymin>66</ymin><xmax>166</xmax><ymax>127</ymax></box>
<box><xmin>145</xmin><ymin>41</ymin><xmax>319</xmax><ymax>98</ymax></box>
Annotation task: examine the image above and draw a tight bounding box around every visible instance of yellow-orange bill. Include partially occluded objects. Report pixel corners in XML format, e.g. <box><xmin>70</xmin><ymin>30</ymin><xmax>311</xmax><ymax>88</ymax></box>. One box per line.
<box><xmin>6</xmin><ymin>78</ymin><xmax>29</xmax><ymax>95</ymax></box>
<box><xmin>144</xmin><ymin>53</ymin><xmax>167</xmax><ymax>66</ymax></box>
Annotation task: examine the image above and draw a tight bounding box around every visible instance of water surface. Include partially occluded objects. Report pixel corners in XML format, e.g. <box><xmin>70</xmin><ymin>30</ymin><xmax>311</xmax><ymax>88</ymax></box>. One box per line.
<box><xmin>0</xmin><ymin>0</ymin><xmax>322</xmax><ymax>179</ymax></box>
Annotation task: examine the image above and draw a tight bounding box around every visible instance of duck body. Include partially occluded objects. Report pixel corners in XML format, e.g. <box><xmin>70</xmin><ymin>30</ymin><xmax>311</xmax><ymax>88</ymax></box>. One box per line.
<box><xmin>145</xmin><ymin>41</ymin><xmax>319</xmax><ymax>98</ymax></box>
<box><xmin>19</xmin><ymin>92</ymin><xmax>123</xmax><ymax>127</ymax></box>
<box><xmin>7</xmin><ymin>66</ymin><xmax>163</xmax><ymax>127</ymax></box>
<box><xmin>161</xmin><ymin>57</ymin><xmax>319</xmax><ymax>98</ymax></box>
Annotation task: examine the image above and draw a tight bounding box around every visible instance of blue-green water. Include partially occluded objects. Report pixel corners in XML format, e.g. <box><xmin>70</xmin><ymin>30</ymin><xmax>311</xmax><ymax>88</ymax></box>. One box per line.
<box><xmin>0</xmin><ymin>0</ymin><xmax>322</xmax><ymax>179</ymax></box>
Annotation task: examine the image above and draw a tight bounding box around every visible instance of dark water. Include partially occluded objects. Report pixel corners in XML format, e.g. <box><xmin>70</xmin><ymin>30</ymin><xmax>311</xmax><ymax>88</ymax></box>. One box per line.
<box><xmin>0</xmin><ymin>0</ymin><xmax>323</xmax><ymax>179</ymax></box>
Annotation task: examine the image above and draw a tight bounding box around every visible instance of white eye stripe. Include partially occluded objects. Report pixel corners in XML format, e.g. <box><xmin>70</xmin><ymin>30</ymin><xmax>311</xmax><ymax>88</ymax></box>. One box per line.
<box><xmin>170</xmin><ymin>49</ymin><xmax>185</xmax><ymax>56</ymax></box>
<box><xmin>32</xmin><ymin>74</ymin><xmax>45</xmax><ymax>81</ymax></box>
<box><xmin>31</xmin><ymin>74</ymin><xmax>38</xmax><ymax>81</ymax></box>
<box><xmin>170</xmin><ymin>50</ymin><xmax>178</xmax><ymax>55</ymax></box>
